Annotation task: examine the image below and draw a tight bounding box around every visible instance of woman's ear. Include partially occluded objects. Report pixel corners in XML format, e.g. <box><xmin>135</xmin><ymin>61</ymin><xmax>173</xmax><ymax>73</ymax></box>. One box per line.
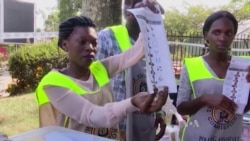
<box><xmin>62</xmin><ymin>40</ymin><xmax>68</xmax><ymax>52</ymax></box>
<box><xmin>204</xmin><ymin>32</ymin><xmax>209</xmax><ymax>46</ymax></box>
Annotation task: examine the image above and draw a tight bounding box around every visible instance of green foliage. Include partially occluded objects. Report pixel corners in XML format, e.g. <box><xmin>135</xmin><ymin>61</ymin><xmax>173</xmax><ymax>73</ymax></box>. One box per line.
<box><xmin>6</xmin><ymin>44</ymin><xmax>16</xmax><ymax>55</ymax></box>
<box><xmin>0</xmin><ymin>93</ymin><xmax>38</xmax><ymax>136</ymax></box>
<box><xmin>164</xmin><ymin>5</ymin><xmax>213</xmax><ymax>36</ymax></box>
<box><xmin>45</xmin><ymin>10</ymin><xmax>59</xmax><ymax>31</ymax></box>
<box><xmin>222</xmin><ymin>0</ymin><xmax>250</xmax><ymax>22</ymax></box>
<box><xmin>164</xmin><ymin>1</ymin><xmax>250</xmax><ymax>37</ymax></box>
<box><xmin>58</xmin><ymin>0</ymin><xmax>82</xmax><ymax>22</ymax></box>
<box><xmin>8</xmin><ymin>38</ymin><xmax>68</xmax><ymax>95</ymax></box>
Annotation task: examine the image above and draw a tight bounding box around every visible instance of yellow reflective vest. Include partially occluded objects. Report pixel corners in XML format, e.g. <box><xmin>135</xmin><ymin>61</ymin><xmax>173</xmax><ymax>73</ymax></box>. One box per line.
<box><xmin>109</xmin><ymin>25</ymin><xmax>132</xmax><ymax>52</ymax></box>
<box><xmin>36</xmin><ymin>61</ymin><xmax>109</xmax><ymax>106</ymax></box>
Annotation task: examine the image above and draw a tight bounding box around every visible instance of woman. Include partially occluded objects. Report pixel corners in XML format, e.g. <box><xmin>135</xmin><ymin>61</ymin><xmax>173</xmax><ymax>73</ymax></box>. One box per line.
<box><xmin>36</xmin><ymin>16</ymin><xmax>168</xmax><ymax>140</ymax></box>
<box><xmin>177</xmin><ymin>10</ymin><xmax>250</xmax><ymax>141</ymax></box>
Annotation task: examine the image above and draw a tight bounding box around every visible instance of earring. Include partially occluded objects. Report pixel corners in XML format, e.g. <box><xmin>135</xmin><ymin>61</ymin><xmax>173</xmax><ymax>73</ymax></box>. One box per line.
<box><xmin>205</xmin><ymin>40</ymin><xmax>209</xmax><ymax>47</ymax></box>
<box><xmin>201</xmin><ymin>41</ymin><xmax>209</xmax><ymax>55</ymax></box>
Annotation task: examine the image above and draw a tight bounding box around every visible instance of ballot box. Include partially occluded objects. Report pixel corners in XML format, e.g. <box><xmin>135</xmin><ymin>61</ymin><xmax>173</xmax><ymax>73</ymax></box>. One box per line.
<box><xmin>10</xmin><ymin>126</ymin><xmax>116</xmax><ymax>141</ymax></box>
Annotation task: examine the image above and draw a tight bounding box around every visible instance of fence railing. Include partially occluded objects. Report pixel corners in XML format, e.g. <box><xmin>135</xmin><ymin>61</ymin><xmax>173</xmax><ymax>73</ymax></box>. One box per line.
<box><xmin>167</xmin><ymin>32</ymin><xmax>250</xmax><ymax>75</ymax></box>
<box><xmin>2</xmin><ymin>31</ymin><xmax>249</xmax><ymax>77</ymax></box>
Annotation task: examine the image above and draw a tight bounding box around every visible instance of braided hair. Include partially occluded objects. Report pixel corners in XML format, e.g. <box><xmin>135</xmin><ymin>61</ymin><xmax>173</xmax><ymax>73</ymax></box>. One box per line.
<box><xmin>58</xmin><ymin>16</ymin><xmax>96</xmax><ymax>49</ymax></box>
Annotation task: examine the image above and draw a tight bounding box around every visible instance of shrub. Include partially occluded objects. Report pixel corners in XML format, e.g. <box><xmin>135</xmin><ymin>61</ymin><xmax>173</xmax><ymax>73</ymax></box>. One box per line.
<box><xmin>8</xmin><ymin>38</ymin><xmax>68</xmax><ymax>95</ymax></box>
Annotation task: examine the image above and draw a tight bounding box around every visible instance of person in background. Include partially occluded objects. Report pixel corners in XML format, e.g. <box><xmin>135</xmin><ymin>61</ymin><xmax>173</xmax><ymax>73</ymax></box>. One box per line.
<box><xmin>177</xmin><ymin>10</ymin><xmax>250</xmax><ymax>141</ymax></box>
<box><xmin>96</xmin><ymin>0</ymin><xmax>166</xmax><ymax>140</ymax></box>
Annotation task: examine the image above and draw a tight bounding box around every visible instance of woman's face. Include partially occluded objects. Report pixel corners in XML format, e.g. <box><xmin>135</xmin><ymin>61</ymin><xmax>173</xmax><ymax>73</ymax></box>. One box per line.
<box><xmin>63</xmin><ymin>26</ymin><xmax>97</xmax><ymax>67</ymax></box>
<box><xmin>205</xmin><ymin>17</ymin><xmax>235</xmax><ymax>53</ymax></box>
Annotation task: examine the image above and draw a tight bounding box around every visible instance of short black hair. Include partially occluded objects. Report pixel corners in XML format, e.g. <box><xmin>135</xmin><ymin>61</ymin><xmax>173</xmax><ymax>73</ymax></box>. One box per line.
<box><xmin>203</xmin><ymin>10</ymin><xmax>238</xmax><ymax>37</ymax></box>
<box><xmin>58</xmin><ymin>16</ymin><xmax>96</xmax><ymax>48</ymax></box>
<box><xmin>124</xmin><ymin>0</ymin><xmax>142</xmax><ymax>6</ymax></box>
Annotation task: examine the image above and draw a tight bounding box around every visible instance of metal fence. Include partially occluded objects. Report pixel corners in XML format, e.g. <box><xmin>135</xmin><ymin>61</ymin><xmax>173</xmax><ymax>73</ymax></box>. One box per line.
<box><xmin>3</xmin><ymin>31</ymin><xmax>249</xmax><ymax>76</ymax></box>
<box><xmin>167</xmin><ymin>31</ymin><xmax>250</xmax><ymax>75</ymax></box>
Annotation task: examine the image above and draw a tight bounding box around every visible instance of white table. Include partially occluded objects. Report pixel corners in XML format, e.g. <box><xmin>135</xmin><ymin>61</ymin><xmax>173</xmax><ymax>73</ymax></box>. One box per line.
<box><xmin>10</xmin><ymin>126</ymin><xmax>116</xmax><ymax>141</ymax></box>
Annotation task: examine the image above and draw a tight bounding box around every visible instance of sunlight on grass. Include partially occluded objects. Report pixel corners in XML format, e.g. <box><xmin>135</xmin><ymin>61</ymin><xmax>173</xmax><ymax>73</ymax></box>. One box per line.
<box><xmin>0</xmin><ymin>93</ymin><xmax>39</xmax><ymax>136</ymax></box>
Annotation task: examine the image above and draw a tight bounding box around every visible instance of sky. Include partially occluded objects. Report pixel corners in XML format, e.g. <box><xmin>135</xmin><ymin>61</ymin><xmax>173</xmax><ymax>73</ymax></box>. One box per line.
<box><xmin>23</xmin><ymin>0</ymin><xmax>231</xmax><ymax>30</ymax></box>
<box><xmin>34</xmin><ymin>0</ymin><xmax>58</xmax><ymax>30</ymax></box>
<box><xmin>18</xmin><ymin>0</ymin><xmax>58</xmax><ymax>30</ymax></box>
<box><xmin>157</xmin><ymin>0</ymin><xmax>231</xmax><ymax>9</ymax></box>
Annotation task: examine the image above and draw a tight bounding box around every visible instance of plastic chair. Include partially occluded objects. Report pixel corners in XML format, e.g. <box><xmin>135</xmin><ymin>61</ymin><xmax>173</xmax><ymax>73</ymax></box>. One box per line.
<box><xmin>160</xmin><ymin>98</ymin><xmax>186</xmax><ymax>141</ymax></box>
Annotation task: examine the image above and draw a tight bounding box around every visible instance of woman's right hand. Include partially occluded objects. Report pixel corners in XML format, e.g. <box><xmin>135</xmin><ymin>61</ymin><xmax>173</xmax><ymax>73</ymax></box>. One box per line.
<box><xmin>202</xmin><ymin>94</ymin><xmax>237</xmax><ymax>115</ymax></box>
<box><xmin>131</xmin><ymin>86</ymin><xmax>168</xmax><ymax>113</ymax></box>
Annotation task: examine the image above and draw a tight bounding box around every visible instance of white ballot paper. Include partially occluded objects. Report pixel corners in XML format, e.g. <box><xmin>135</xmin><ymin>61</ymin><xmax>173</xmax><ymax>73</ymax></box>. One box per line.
<box><xmin>223</xmin><ymin>56</ymin><xmax>250</xmax><ymax>114</ymax></box>
<box><xmin>128</xmin><ymin>7</ymin><xmax>177</xmax><ymax>93</ymax></box>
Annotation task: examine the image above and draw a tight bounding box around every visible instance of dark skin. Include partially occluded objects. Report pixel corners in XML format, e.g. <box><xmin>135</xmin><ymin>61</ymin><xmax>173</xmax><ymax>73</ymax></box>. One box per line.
<box><xmin>62</xmin><ymin>26</ymin><xmax>97</xmax><ymax>81</ymax></box>
<box><xmin>60</xmin><ymin>25</ymin><xmax>168</xmax><ymax>114</ymax></box>
<box><xmin>124</xmin><ymin>0</ymin><xmax>165</xmax><ymax>41</ymax></box>
<box><xmin>124</xmin><ymin>0</ymin><xmax>166</xmax><ymax>140</ymax></box>
<box><xmin>132</xmin><ymin>87</ymin><xmax>168</xmax><ymax>113</ymax></box>
<box><xmin>177</xmin><ymin>17</ymin><xmax>250</xmax><ymax>117</ymax></box>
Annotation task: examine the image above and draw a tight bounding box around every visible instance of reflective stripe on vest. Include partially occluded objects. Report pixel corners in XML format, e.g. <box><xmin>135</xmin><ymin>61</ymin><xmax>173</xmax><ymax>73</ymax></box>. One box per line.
<box><xmin>181</xmin><ymin>56</ymin><xmax>249</xmax><ymax>141</ymax></box>
<box><xmin>182</xmin><ymin>57</ymin><xmax>215</xmax><ymax>141</ymax></box>
<box><xmin>185</xmin><ymin>56</ymin><xmax>250</xmax><ymax>95</ymax></box>
<box><xmin>109</xmin><ymin>25</ymin><xmax>132</xmax><ymax>52</ymax></box>
<box><xmin>36</xmin><ymin>61</ymin><xmax>109</xmax><ymax>106</ymax></box>
<box><xmin>184</xmin><ymin>57</ymin><xmax>214</xmax><ymax>98</ymax></box>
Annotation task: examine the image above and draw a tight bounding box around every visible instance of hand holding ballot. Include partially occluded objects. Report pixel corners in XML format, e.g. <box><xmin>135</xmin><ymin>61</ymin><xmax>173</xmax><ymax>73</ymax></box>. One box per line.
<box><xmin>131</xmin><ymin>86</ymin><xmax>168</xmax><ymax>113</ymax></box>
<box><xmin>128</xmin><ymin>5</ymin><xmax>177</xmax><ymax>94</ymax></box>
<box><xmin>223</xmin><ymin>56</ymin><xmax>250</xmax><ymax>114</ymax></box>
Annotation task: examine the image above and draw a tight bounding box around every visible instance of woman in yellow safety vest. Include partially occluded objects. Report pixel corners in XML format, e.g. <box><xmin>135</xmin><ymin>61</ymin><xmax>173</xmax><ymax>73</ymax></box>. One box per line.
<box><xmin>36</xmin><ymin>16</ymin><xmax>168</xmax><ymax>140</ymax></box>
<box><xmin>177</xmin><ymin>10</ymin><xmax>250</xmax><ymax>141</ymax></box>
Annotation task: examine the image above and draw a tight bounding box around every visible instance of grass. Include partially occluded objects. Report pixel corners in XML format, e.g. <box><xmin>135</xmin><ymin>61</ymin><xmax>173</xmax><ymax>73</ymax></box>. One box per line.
<box><xmin>0</xmin><ymin>93</ymin><xmax>39</xmax><ymax>136</ymax></box>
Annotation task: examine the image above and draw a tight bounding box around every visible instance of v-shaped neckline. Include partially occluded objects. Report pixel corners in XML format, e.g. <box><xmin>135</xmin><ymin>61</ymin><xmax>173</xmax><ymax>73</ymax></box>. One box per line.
<box><xmin>201</xmin><ymin>57</ymin><xmax>225</xmax><ymax>80</ymax></box>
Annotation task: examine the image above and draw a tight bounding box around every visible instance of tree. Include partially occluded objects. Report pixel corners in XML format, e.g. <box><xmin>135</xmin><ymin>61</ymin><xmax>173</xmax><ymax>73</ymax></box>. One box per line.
<box><xmin>44</xmin><ymin>11</ymin><xmax>59</xmax><ymax>31</ymax></box>
<box><xmin>164</xmin><ymin>5</ymin><xmax>213</xmax><ymax>36</ymax></box>
<box><xmin>163</xmin><ymin>1</ymin><xmax>250</xmax><ymax>57</ymax></box>
<box><xmin>164</xmin><ymin>0</ymin><xmax>250</xmax><ymax>36</ymax></box>
<box><xmin>163</xmin><ymin>5</ymin><xmax>213</xmax><ymax>57</ymax></box>
<box><xmin>222</xmin><ymin>0</ymin><xmax>250</xmax><ymax>23</ymax></box>
<box><xmin>221</xmin><ymin>0</ymin><xmax>250</xmax><ymax>35</ymax></box>
<box><xmin>82</xmin><ymin>0</ymin><xmax>122</xmax><ymax>31</ymax></box>
<box><xmin>58</xmin><ymin>0</ymin><xmax>82</xmax><ymax>22</ymax></box>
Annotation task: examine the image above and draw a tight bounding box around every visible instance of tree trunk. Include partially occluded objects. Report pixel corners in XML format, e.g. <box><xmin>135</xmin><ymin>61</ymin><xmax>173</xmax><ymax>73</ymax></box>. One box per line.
<box><xmin>82</xmin><ymin>0</ymin><xmax>122</xmax><ymax>31</ymax></box>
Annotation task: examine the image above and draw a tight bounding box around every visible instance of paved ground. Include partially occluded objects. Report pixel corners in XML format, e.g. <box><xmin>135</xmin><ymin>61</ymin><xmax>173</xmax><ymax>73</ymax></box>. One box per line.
<box><xmin>0</xmin><ymin>64</ymin><xmax>11</xmax><ymax>97</ymax></box>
